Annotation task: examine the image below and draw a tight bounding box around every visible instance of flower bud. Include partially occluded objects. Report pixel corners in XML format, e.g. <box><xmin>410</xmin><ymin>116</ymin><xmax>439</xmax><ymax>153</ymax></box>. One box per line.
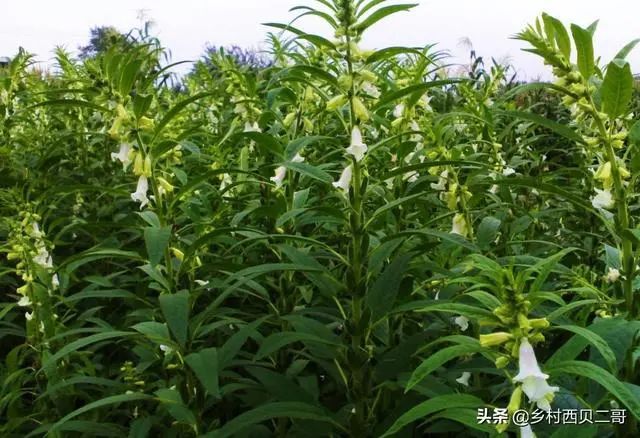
<box><xmin>517</xmin><ymin>313</ymin><xmax>530</xmax><ymax>330</ymax></box>
<box><xmin>139</xmin><ymin>116</ymin><xmax>155</xmax><ymax>131</ymax></box>
<box><xmin>133</xmin><ymin>153</ymin><xmax>144</xmax><ymax>176</ymax></box>
<box><xmin>479</xmin><ymin>332</ymin><xmax>513</xmax><ymax>348</ymax></box>
<box><xmin>171</xmin><ymin>248</ymin><xmax>184</xmax><ymax>262</ymax></box>
<box><xmin>143</xmin><ymin>155</ymin><xmax>152</xmax><ymax>177</ymax></box>
<box><xmin>283</xmin><ymin>112</ymin><xmax>297</xmax><ymax>127</ymax></box>
<box><xmin>529</xmin><ymin>318</ymin><xmax>550</xmax><ymax>329</ymax></box>
<box><xmin>157</xmin><ymin>177</ymin><xmax>174</xmax><ymax>193</ymax></box>
<box><xmin>338</xmin><ymin>74</ymin><xmax>353</xmax><ymax>90</ymax></box>
<box><xmin>359</xmin><ymin>70</ymin><xmax>376</xmax><ymax>83</ymax></box>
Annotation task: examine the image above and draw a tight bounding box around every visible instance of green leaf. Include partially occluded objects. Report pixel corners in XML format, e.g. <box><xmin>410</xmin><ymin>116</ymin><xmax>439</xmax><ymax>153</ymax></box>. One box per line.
<box><xmin>604</xmin><ymin>244</ymin><xmax>621</xmax><ymax>269</ymax></box>
<box><xmin>546</xmin><ymin>14</ymin><xmax>571</xmax><ymax>59</ymax></box>
<box><xmin>364</xmin><ymin>46</ymin><xmax>425</xmax><ymax>64</ymax></box>
<box><xmin>366</xmin><ymin>194</ymin><xmax>423</xmax><ymax>227</ymax></box>
<box><xmin>137</xmin><ymin>211</ymin><xmax>161</xmax><ymax>227</ymax></box>
<box><xmin>256</xmin><ymin>332</ymin><xmax>339</xmax><ymax>360</ymax></box>
<box><xmin>61</xmin><ymin>248</ymin><xmax>143</xmax><ymax>274</ymax></box>
<box><xmin>144</xmin><ymin>226</ymin><xmax>171</xmax><ymax>267</ymax></box>
<box><xmin>263</xmin><ymin>23</ymin><xmax>336</xmax><ymax>50</ymax></box>
<box><xmin>366</xmin><ymin>253</ymin><xmax>412</xmax><ymax>321</ymax></box>
<box><xmin>118</xmin><ymin>59</ymin><xmax>142</xmax><ymax>97</ymax></box>
<box><xmin>601</xmin><ymin>59</ymin><xmax>633</xmax><ymax>119</ymax></box>
<box><xmin>551</xmin><ymin>325</ymin><xmax>617</xmax><ymax>373</ymax></box>
<box><xmin>629</xmin><ymin>120</ymin><xmax>640</xmax><ymax>145</ymax></box>
<box><xmin>476</xmin><ymin>216</ymin><xmax>501</xmax><ymax>250</ymax></box>
<box><xmin>393</xmin><ymin>301</ymin><xmax>497</xmax><ymax>321</ymax></box>
<box><xmin>247</xmin><ymin>367</ymin><xmax>317</xmax><ymax>404</ymax></box>
<box><xmin>375</xmin><ymin>80</ymin><xmax>463</xmax><ymax>109</ymax></box>
<box><xmin>138</xmin><ymin>264</ymin><xmax>171</xmax><ymax>292</ymax></box>
<box><xmin>42</xmin><ymin>331</ymin><xmax>134</xmax><ymax>373</ymax></box>
<box><xmin>430</xmin><ymin>408</ymin><xmax>495</xmax><ymax>433</ymax></box>
<box><xmin>498</xmin><ymin>110</ymin><xmax>586</xmax><ymax>145</ymax></box>
<box><xmin>155</xmin><ymin>388</ymin><xmax>197</xmax><ymax>426</ymax></box>
<box><xmin>185</xmin><ymin>348</ymin><xmax>219</xmax><ymax>397</ymax></box>
<box><xmin>405</xmin><ymin>343</ymin><xmax>484</xmax><ymax>392</ymax></box>
<box><xmin>152</xmin><ymin>91</ymin><xmax>216</xmax><ymax>143</ymax></box>
<box><xmin>159</xmin><ymin>291</ymin><xmax>190</xmax><ymax>348</ymax></box>
<box><xmin>381</xmin><ymin>394</ymin><xmax>484</xmax><ymax>437</ymax></box>
<box><xmin>284</xmin><ymin>135</ymin><xmax>332</xmax><ymax>160</ymax></box>
<box><xmin>283</xmin><ymin>161</ymin><xmax>333</xmax><ymax>183</ymax></box>
<box><xmin>571</xmin><ymin>24</ymin><xmax>595</xmax><ymax>78</ymax></box>
<box><xmin>129</xmin><ymin>417</ymin><xmax>154</xmax><ymax>438</ymax></box>
<box><xmin>132</xmin><ymin>321</ymin><xmax>171</xmax><ymax>345</ymax></box>
<box><xmin>355</xmin><ymin>4</ymin><xmax>418</xmax><ymax>32</ymax></box>
<box><xmin>546</xmin><ymin>360</ymin><xmax>640</xmax><ymax>420</ymax></box>
<box><xmin>241</xmin><ymin>132</ymin><xmax>283</xmax><ymax>157</ymax></box>
<box><xmin>203</xmin><ymin>402</ymin><xmax>337</xmax><ymax>438</ymax></box>
<box><xmin>45</xmin><ymin>393</ymin><xmax>152</xmax><ymax>434</ymax></box>
<box><xmin>276</xmin><ymin>65</ymin><xmax>338</xmax><ymax>88</ymax></box>
<box><xmin>614</xmin><ymin>38</ymin><xmax>640</xmax><ymax>60</ymax></box>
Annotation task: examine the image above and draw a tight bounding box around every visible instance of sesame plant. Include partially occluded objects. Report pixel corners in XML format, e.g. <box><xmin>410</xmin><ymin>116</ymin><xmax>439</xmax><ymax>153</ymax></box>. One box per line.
<box><xmin>1</xmin><ymin>2</ymin><xmax>639</xmax><ymax>437</ymax></box>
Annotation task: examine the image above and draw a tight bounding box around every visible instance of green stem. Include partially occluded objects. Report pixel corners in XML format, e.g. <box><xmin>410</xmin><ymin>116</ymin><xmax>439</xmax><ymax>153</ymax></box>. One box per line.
<box><xmin>590</xmin><ymin>105</ymin><xmax>635</xmax><ymax>316</ymax></box>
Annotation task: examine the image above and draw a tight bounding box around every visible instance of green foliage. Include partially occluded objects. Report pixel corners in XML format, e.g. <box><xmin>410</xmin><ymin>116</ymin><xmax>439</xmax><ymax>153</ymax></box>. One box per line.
<box><xmin>1</xmin><ymin>2</ymin><xmax>639</xmax><ymax>437</ymax></box>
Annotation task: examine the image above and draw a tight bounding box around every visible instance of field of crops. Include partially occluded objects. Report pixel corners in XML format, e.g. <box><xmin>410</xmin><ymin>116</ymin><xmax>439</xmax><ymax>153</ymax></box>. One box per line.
<box><xmin>1</xmin><ymin>0</ymin><xmax>640</xmax><ymax>436</ymax></box>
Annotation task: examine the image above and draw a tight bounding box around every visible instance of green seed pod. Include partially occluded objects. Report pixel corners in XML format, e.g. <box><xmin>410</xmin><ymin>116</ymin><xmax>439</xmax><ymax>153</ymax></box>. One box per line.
<box><xmin>327</xmin><ymin>95</ymin><xmax>348</xmax><ymax>111</ymax></box>
<box><xmin>352</xmin><ymin>97</ymin><xmax>369</xmax><ymax>121</ymax></box>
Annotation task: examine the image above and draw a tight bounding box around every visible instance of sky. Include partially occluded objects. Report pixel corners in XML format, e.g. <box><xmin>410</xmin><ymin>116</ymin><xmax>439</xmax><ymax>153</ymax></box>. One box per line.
<box><xmin>1</xmin><ymin>0</ymin><xmax>639</xmax><ymax>80</ymax></box>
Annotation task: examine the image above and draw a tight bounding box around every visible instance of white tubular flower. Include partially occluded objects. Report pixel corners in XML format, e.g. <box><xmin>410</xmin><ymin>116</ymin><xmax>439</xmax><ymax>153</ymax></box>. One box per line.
<box><xmin>291</xmin><ymin>153</ymin><xmax>305</xmax><ymax>163</ymax></box>
<box><xmin>591</xmin><ymin>188</ymin><xmax>614</xmax><ymax>210</ymax></box>
<box><xmin>384</xmin><ymin>177</ymin><xmax>394</xmax><ymax>190</ymax></box>
<box><xmin>244</xmin><ymin>121</ymin><xmax>261</xmax><ymax>133</ymax></box>
<box><xmin>194</xmin><ymin>280</ymin><xmax>209</xmax><ymax>286</ymax></box>
<box><xmin>404</xmin><ymin>152</ymin><xmax>415</xmax><ymax>164</ymax></box>
<box><xmin>333</xmin><ymin>165</ymin><xmax>352</xmax><ymax>191</ymax></box>
<box><xmin>489</xmin><ymin>184</ymin><xmax>499</xmax><ymax>194</ymax></box>
<box><xmin>393</xmin><ymin>103</ymin><xmax>405</xmax><ymax>118</ymax></box>
<box><xmin>219</xmin><ymin>173</ymin><xmax>232</xmax><ymax>191</ymax></box>
<box><xmin>52</xmin><ymin>274</ymin><xmax>60</xmax><ymax>289</ymax></box>
<box><xmin>18</xmin><ymin>296</ymin><xmax>32</xmax><ymax>307</ymax></box>
<box><xmin>409</xmin><ymin>120</ymin><xmax>421</xmax><ymax>133</ymax></box>
<box><xmin>25</xmin><ymin>311</ymin><xmax>33</xmax><ymax>321</ymax></box>
<box><xmin>502</xmin><ymin>167</ymin><xmax>516</xmax><ymax>176</ymax></box>
<box><xmin>513</xmin><ymin>338</ymin><xmax>559</xmax><ymax>412</ymax></box>
<box><xmin>451</xmin><ymin>213</ymin><xmax>469</xmax><ymax>237</ymax></box>
<box><xmin>110</xmin><ymin>143</ymin><xmax>132</xmax><ymax>169</ymax></box>
<box><xmin>455</xmin><ymin>371</ymin><xmax>471</xmax><ymax>386</ymax></box>
<box><xmin>430</xmin><ymin>170</ymin><xmax>448</xmax><ymax>191</ymax></box>
<box><xmin>421</xmin><ymin>93</ymin><xmax>433</xmax><ymax>112</ymax></box>
<box><xmin>31</xmin><ymin>222</ymin><xmax>42</xmax><ymax>238</ymax></box>
<box><xmin>346</xmin><ymin>126</ymin><xmax>368</xmax><ymax>162</ymax></box>
<box><xmin>34</xmin><ymin>246</ymin><xmax>53</xmax><ymax>269</ymax></box>
<box><xmin>520</xmin><ymin>424</ymin><xmax>536</xmax><ymax>438</ymax></box>
<box><xmin>160</xmin><ymin>344</ymin><xmax>172</xmax><ymax>355</ymax></box>
<box><xmin>270</xmin><ymin>165</ymin><xmax>287</xmax><ymax>189</ymax></box>
<box><xmin>361</xmin><ymin>81</ymin><xmax>380</xmax><ymax>98</ymax></box>
<box><xmin>453</xmin><ymin>122</ymin><xmax>467</xmax><ymax>133</ymax></box>
<box><xmin>454</xmin><ymin>315</ymin><xmax>469</xmax><ymax>331</ymax></box>
<box><xmin>131</xmin><ymin>175</ymin><xmax>150</xmax><ymax>209</ymax></box>
<box><xmin>605</xmin><ymin>267</ymin><xmax>621</xmax><ymax>283</ymax></box>
<box><xmin>404</xmin><ymin>171</ymin><xmax>418</xmax><ymax>182</ymax></box>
